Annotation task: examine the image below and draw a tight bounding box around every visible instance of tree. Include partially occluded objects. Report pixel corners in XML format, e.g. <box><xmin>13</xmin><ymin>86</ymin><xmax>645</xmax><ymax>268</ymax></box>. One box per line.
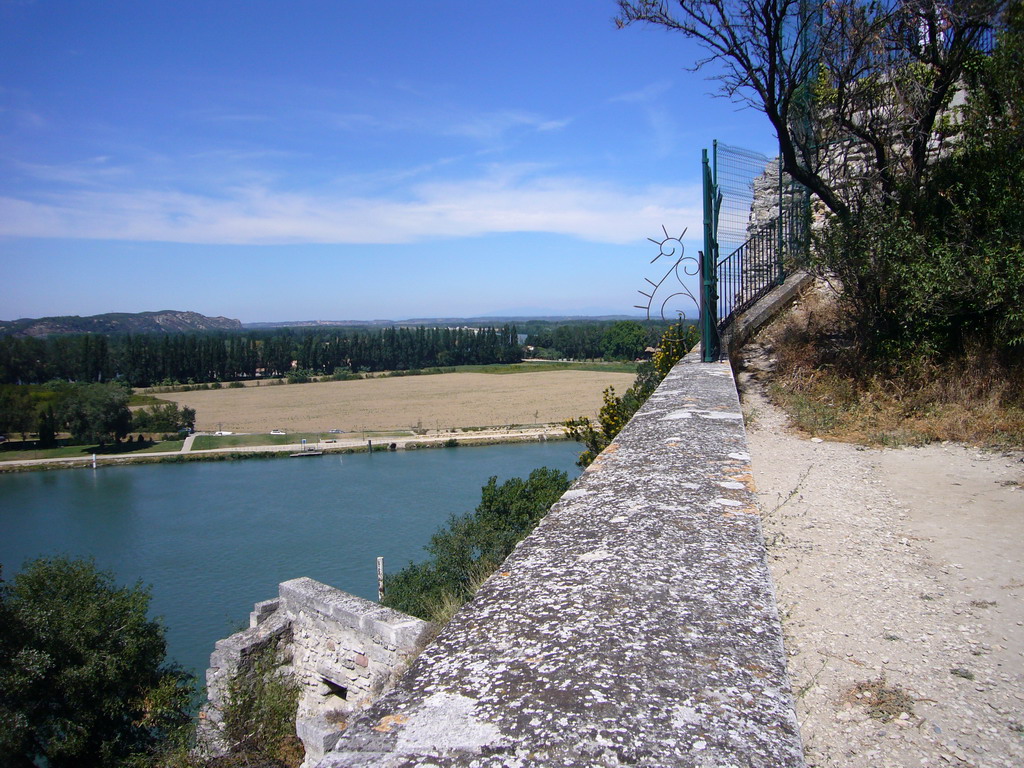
<box><xmin>616</xmin><ymin>0</ymin><xmax>1006</xmax><ymax>220</ymax></box>
<box><xmin>0</xmin><ymin>557</ymin><xmax>194</xmax><ymax>767</ymax></box>
<box><xmin>35</xmin><ymin>406</ymin><xmax>57</xmax><ymax>448</ymax></box>
<box><xmin>601</xmin><ymin>320</ymin><xmax>648</xmax><ymax>360</ymax></box>
<box><xmin>618</xmin><ymin>0</ymin><xmax>1014</xmax><ymax>362</ymax></box>
<box><xmin>811</xmin><ymin>6</ymin><xmax>1024</xmax><ymax>358</ymax></box>
<box><xmin>0</xmin><ymin>385</ymin><xmax>34</xmax><ymax>440</ymax></box>
<box><xmin>132</xmin><ymin>402</ymin><xmax>197</xmax><ymax>433</ymax></box>
<box><xmin>56</xmin><ymin>382</ymin><xmax>132</xmax><ymax>444</ymax></box>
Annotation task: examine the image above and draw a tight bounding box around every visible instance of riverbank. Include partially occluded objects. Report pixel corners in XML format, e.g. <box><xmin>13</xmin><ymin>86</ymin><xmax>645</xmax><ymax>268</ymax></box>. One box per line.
<box><xmin>0</xmin><ymin>425</ymin><xmax>571</xmax><ymax>473</ymax></box>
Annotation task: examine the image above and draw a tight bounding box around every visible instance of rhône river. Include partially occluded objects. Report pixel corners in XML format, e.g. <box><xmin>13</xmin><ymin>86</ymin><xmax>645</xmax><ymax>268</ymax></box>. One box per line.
<box><xmin>0</xmin><ymin>442</ymin><xmax>581</xmax><ymax>677</ymax></box>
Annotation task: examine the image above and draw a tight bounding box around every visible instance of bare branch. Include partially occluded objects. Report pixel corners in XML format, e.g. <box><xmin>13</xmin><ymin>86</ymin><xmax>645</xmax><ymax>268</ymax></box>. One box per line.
<box><xmin>616</xmin><ymin>0</ymin><xmax>1008</xmax><ymax>219</ymax></box>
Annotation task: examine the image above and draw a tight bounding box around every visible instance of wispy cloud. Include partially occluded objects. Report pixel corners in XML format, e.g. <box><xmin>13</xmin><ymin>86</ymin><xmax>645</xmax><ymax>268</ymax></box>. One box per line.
<box><xmin>0</xmin><ymin>167</ymin><xmax>699</xmax><ymax>246</ymax></box>
<box><xmin>445</xmin><ymin>109</ymin><xmax>571</xmax><ymax>142</ymax></box>
<box><xmin>0</xmin><ymin>103</ymin><xmax>48</xmax><ymax>131</ymax></box>
<box><xmin>607</xmin><ymin>80</ymin><xmax>678</xmax><ymax>159</ymax></box>
<box><xmin>610</xmin><ymin>80</ymin><xmax>674</xmax><ymax>104</ymax></box>
<box><xmin>13</xmin><ymin>157</ymin><xmax>130</xmax><ymax>187</ymax></box>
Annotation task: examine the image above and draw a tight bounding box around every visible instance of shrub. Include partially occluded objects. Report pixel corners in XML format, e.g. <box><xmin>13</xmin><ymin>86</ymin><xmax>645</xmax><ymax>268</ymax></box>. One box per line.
<box><xmin>382</xmin><ymin>468</ymin><xmax>570</xmax><ymax>622</ymax></box>
<box><xmin>221</xmin><ymin>640</ymin><xmax>302</xmax><ymax>767</ymax></box>
<box><xmin>0</xmin><ymin>557</ymin><xmax>194</xmax><ymax>767</ymax></box>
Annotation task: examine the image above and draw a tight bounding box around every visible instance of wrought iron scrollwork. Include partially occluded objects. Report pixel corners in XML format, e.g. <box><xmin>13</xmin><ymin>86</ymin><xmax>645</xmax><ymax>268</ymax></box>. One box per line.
<box><xmin>634</xmin><ymin>226</ymin><xmax>699</xmax><ymax>321</ymax></box>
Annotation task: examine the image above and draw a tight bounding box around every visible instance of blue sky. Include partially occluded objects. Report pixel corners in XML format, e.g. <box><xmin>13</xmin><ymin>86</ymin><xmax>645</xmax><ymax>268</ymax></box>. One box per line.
<box><xmin>1</xmin><ymin>0</ymin><xmax>778</xmax><ymax>323</ymax></box>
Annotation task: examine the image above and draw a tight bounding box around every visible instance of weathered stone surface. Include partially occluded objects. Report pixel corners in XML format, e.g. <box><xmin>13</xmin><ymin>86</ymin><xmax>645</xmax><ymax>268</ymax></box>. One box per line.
<box><xmin>251</xmin><ymin>598</ymin><xmax>281</xmax><ymax>628</ymax></box>
<box><xmin>200</xmin><ymin>577</ymin><xmax>430</xmax><ymax>768</ymax></box>
<box><xmin>317</xmin><ymin>352</ymin><xmax>805</xmax><ymax>767</ymax></box>
<box><xmin>199</xmin><ymin>610</ymin><xmax>293</xmax><ymax>756</ymax></box>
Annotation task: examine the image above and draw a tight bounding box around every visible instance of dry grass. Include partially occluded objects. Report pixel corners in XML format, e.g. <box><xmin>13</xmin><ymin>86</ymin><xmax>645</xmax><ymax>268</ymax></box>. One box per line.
<box><xmin>756</xmin><ymin>284</ymin><xmax>1024</xmax><ymax>448</ymax></box>
<box><xmin>153</xmin><ymin>369</ymin><xmax>636</xmax><ymax>434</ymax></box>
<box><xmin>844</xmin><ymin>678</ymin><xmax>915</xmax><ymax>722</ymax></box>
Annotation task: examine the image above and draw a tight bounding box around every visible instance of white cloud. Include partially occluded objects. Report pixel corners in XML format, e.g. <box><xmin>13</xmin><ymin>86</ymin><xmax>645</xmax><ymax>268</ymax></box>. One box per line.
<box><xmin>0</xmin><ymin>168</ymin><xmax>701</xmax><ymax>246</ymax></box>
<box><xmin>445</xmin><ymin>110</ymin><xmax>571</xmax><ymax>142</ymax></box>
<box><xmin>14</xmin><ymin>157</ymin><xmax>131</xmax><ymax>187</ymax></box>
<box><xmin>610</xmin><ymin>80</ymin><xmax>674</xmax><ymax>104</ymax></box>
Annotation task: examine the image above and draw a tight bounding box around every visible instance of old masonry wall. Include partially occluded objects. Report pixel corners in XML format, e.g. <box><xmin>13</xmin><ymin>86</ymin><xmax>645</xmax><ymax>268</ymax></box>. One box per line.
<box><xmin>315</xmin><ymin>350</ymin><xmax>805</xmax><ymax>767</ymax></box>
<box><xmin>202</xmin><ymin>349</ymin><xmax>805</xmax><ymax>767</ymax></box>
<box><xmin>200</xmin><ymin>577</ymin><xmax>430</xmax><ymax>767</ymax></box>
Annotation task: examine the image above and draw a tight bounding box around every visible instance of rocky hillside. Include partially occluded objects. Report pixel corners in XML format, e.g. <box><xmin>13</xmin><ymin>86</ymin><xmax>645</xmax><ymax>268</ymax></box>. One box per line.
<box><xmin>0</xmin><ymin>310</ymin><xmax>243</xmax><ymax>337</ymax></box>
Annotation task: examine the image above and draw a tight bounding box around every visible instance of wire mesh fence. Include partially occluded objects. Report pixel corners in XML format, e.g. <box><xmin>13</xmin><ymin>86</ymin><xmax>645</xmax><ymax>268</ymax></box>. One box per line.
<box><xmin>713</xmin><ymin>143</ymin><xmax>810</xmax><ymax>332</ymax></box>
<box><xmin>715</xmin><ymin>143</ymin><xmax>777</xmax><ymax>257</ymax></box>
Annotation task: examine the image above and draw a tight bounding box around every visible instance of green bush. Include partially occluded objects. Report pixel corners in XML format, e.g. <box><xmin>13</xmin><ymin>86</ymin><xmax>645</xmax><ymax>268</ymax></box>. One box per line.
<box><xmin>382</xmin><ymin>467</ymin><xmax>571</xmax><ymax>622</ymax></box>
<box><xmin>0</xmin><ymin>557</ymin><xmax>194</xmax><ymax>767</ymax></box>
<box><xmin>814</xmin><ymin>17</ymin><xmax>1024</xmax><ymax>367</ymax></box>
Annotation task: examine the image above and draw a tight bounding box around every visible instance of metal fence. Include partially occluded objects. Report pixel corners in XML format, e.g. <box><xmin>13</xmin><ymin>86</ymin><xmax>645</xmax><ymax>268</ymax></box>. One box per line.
<box><xmin>701</xmin><ymin>141</ymin><xmax>810</xmax><ymax>360</ymax></box>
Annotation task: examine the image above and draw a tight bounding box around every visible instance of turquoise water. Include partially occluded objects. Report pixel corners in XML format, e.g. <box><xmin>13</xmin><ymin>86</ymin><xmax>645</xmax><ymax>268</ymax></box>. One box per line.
<box><xmin>0</xmin><ymin>442</ymin><xmax>581</xmax><ymax>677</ymax></box>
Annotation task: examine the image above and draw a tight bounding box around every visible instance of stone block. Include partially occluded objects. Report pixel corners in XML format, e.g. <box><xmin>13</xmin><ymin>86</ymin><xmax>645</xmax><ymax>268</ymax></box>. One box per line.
<box><xmin>250</xmin><ymin>597</ymin><xmax>280</xmax><ymax>628</ymax></box>
<box><xmin>296</xmin><ymin>714</ymin><xmax>346</xmax><ymax>767</ymax></box>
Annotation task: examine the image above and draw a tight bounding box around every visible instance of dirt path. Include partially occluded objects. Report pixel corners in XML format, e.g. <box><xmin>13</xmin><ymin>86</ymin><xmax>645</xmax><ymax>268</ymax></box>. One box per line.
<box><xmin>738</xmin><ymin>353</ymin><xmax>1024</xmax><ymax>768</ymax></box>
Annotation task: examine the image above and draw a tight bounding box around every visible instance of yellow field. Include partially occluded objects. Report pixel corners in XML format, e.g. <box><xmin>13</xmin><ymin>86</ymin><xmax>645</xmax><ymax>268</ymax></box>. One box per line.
<box><xmin>156</xmin><ymin>370</ymin><xmax>636</xmax><ymax>434</ymax></box>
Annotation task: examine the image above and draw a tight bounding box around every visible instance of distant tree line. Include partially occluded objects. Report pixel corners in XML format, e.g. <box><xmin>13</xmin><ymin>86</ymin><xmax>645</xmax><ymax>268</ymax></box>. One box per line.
<box><xmin>524</xmin><ymin>320</ymin><xmax>673</xmax><ymax>361</ymax></box>
<box><xmin>0</xmin><ymin>325</ymin><xmax>522</xmax><ymax>387</ymax></box>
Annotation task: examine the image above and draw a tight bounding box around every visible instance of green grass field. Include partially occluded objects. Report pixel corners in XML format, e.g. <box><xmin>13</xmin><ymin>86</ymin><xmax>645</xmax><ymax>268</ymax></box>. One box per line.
<box><xmin>127</xmin><ymin>393</ymin><xmax>173</xmax><ymax>406</ymax></box>
<box><xmin>189</xmin><ymin>429</ymin><xmax>443</xmax><ymax>450</ymax></box>
<box><xmin>190</xmin><ymin>433</ymin><xmax>317</xmax><ymax>450</ymax></box>
<box><xmin>0</xmin><ymin>439</ymin><xmax>185</xmax><ymax>462</ymax></box>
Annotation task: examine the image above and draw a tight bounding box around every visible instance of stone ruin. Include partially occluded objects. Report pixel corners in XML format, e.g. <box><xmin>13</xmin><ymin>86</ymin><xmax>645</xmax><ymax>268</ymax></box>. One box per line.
<box><xmin>199</xmin><ymin>577</ymin><xmax>429</xmax><ymax>767</ymax></box>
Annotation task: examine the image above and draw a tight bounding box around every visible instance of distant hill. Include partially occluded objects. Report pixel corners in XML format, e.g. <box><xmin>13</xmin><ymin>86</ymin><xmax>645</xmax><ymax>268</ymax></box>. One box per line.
<box><xmin>0</xmin><ymin>310</ymin><xmax>243</xmax><ymax>337</ymax></box>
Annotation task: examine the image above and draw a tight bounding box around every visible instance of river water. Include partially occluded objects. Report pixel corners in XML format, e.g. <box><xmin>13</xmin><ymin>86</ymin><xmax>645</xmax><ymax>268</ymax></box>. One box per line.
<box><xmin>0</xmin><ymin>442</ymin><xmax>581</xmax><ymax>677</ymax></box>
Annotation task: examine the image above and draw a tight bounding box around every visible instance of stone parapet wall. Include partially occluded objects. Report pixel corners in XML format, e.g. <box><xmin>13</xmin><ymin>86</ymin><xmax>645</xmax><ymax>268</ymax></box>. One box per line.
<box><xmin>201</xmin><ymin>577</ymin><xmax>430</xmax><ymax>767</ymax></box>
<box><xmin>316</xmin><ymin>352</ymin><xmax>805</xmax><ymax>767</ymax></box>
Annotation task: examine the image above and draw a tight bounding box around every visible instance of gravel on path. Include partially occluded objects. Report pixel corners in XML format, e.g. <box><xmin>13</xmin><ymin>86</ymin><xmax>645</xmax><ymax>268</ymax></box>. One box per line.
<box><xmin>739</xmin><ymin>347</ymin><xmax>1024</xmax><ymax>768</ymax></box>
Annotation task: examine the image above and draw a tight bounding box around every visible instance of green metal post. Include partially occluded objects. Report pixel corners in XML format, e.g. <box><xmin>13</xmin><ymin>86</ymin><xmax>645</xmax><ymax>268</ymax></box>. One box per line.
<box><xmin>701</xmin><ymin>147</ymin><xmax>719</xmax><ymax>362</ymax></box>
<box><xmin>778</xmin><ymin>153</ymin><xmax>785</xmax><ymax>285</ymax></box>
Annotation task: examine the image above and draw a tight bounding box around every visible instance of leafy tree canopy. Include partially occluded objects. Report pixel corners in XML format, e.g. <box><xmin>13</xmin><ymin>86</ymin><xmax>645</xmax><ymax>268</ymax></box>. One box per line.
<box><xmin>56</xmin><ymin>382</ymin><xmax>133</xmax><ymax>444</ymax></box>
<box><xmin>600</xmin><ymin>320</ymin><xmax>648</xmax><ymax>360</ymax></box>
<box><xmin>132</xmin><ymin>402</ymin><xmax>197</xmax><ymax>433</ymax></box>
<box><xmin>619</xmin><ymin>0</ymin><xmax>1019</xmax><ymax>366</ymax></box>
<box><xmin>0</xmin><ymin>557</ymin><xmax>194</xmax><ymax>768</ymax></box>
